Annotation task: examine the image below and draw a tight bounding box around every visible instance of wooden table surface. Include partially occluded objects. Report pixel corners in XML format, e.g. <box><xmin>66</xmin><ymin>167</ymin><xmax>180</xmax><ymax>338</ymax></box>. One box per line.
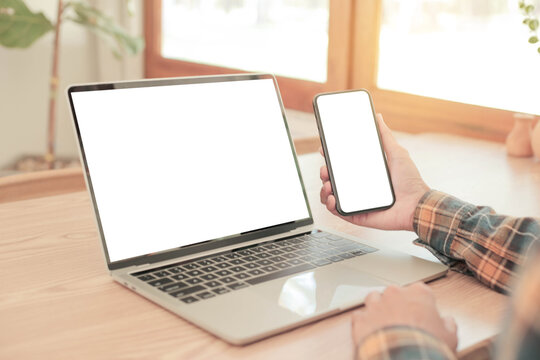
<box><xmin>1</xmin><ymin>133</ymin><xmax>539</xmax><ymax>359</ymax></box>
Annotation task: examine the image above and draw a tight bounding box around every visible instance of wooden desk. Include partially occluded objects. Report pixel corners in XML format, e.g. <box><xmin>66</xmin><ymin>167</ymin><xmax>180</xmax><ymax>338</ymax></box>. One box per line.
<box><xmin>2</xmin><ymin>133</ymin><xmax>539</xmax><ymax>359</ymax></box>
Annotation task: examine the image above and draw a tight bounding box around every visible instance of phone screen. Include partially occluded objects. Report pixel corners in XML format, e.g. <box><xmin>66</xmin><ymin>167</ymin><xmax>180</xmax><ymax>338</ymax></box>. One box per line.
<box><xmin>314</xmin><ymin>90</ymin><xmax>395</xmax><ymax>215</ymax></box>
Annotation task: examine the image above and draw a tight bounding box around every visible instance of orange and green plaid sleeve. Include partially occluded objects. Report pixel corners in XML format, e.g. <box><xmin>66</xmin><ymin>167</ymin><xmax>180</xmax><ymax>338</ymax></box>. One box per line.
<box><xmin>413</xmin><ymin>190</ymin><xmax>540</xmax><ymax>293</ymax></box>
<box><xmin>356</xmin><ymin>326</ymin><xmax>456</xmax><ymax>360</ymax></box>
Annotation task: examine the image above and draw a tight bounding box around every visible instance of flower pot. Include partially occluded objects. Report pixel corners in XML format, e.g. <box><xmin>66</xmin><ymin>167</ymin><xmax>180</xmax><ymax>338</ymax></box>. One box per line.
<box><xmin>506</xmin><ymin>114</ymin><xmax>534</xmax><ymax>157</ymax></box>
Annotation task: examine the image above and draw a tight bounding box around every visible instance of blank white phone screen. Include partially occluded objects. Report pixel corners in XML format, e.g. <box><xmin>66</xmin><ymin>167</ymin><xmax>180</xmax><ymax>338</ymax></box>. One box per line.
<box><xmin>71</xmin><ymin>79</ymin><xmax>309</xmax><ymax>262</ymax></box>
<box><xmin>316</xmin><ymin>91</ymin><xmax>393</xmax><ymax>213</ymax></box>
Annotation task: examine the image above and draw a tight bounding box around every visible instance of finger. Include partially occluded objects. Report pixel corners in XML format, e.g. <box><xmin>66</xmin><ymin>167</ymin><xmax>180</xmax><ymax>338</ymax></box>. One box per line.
<box><xmin>326</xmin><ymin>194</ymin><xmax>339</xmax><ymax>214</ymax></box>
<box><xmin>375</xmin><ymin>114</ymin><xmax>400</xmax><ymax>156</ymax></box>
<box><xmin>364</xmin><ymin>291</ymin><xmax>382</xmax><ymax>306</ymax></box>
<box><xmin>442</xmin><ymin>316</ymin><xmax>458</xmax><ymax>350</ymax></box>
<box><xmin>407</xmin><ymin>282</ymin><xmax>434</xmax><ymax>301</ymax></box>
<box><xmin>318</xmin><ymin>147</ymin><xmax>324</xmax><ymax>157</ymax></box>
<box><xmin>443</xmin><ymin>316</ymin><xmax>457</xmax><ymax>335</ymax></box>
<box><xmin>320</xmin><ymin>165</ymin><xmax>329</xmax><ymax>182</ymax></box>
<box><xmin>320</xmin><ymin>181</ymin><xmax>333</xmax><ymax>204</ymax></box>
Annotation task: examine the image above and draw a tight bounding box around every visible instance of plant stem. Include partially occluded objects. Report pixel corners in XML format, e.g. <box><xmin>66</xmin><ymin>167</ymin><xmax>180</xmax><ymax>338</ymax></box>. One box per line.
<box><xmin>46</xmin><ymin>0</ymin><xmax>63</xmax><ymax>169</ymax></box>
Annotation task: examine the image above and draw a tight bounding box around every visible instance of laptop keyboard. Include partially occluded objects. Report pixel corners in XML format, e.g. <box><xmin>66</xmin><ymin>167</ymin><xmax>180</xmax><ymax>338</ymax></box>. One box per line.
<box><xmin>131</xmin><ymin>231</ymin><xmax>377</xmax><ymax>304</ymax></box>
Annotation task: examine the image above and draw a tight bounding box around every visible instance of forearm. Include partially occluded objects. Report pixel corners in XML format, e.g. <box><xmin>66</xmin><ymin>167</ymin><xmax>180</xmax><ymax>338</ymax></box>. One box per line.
<box><xmin>413</xmin><ymin>190</ymin><xmax>540</xmax><ymax>293</ymax></box>
<box><xmin>356</xmin><ymin>326</ymin><xmax>456</xmax><ymax>360</ymax></box>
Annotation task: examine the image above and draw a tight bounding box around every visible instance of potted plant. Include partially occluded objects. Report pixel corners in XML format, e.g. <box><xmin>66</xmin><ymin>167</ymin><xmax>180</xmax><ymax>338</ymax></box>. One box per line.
<box><xmin>0</xmin><ymin>0</ymin><xmax>144</xmax><ymax>170</ymax></box>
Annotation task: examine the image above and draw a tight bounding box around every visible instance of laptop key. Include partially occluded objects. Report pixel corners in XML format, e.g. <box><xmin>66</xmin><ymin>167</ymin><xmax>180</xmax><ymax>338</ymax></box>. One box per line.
<box><xmin>137</xmin><ymin>274</ymin><xmax>155</xmax><ymax>282</ymax></box>
<box><xmin>255</xmin><ymin>252</ymin><xmax>271</xmax><ymax>259</ymax></box>
<box><xmin>227</xmin><ymin>282</ymin><xmax>249</xmax><ymax>291</ymax></box>
<box><xmin>246</xmin><ymin>263</ymin><xmax>316</xmax><ymax>286</ymax></box>
<box><xmin>287</xmin><ymin>258</ymin><xmax>304</xmax><ymax>266</ymax></box>
<box><xmin>216</xmin><ymin>269</ymin><xmax>232</xmax><ymax>277</ymax></box>
<box><xmin>275</xmin><ymin>262</ymin><xmax>292</xmax><ymax>269</ymax></box>
<box><xmin>230</xmin><ymin>266</ymin><xmax>246</xmax><ymax>272</ymax></box>
<box><xmin>200</xmin><ymin>274</ymin><xmax>218</xmax><ymax>281</ymax></box>
<box><xmin>243</xmin><ymin>262</ymin><xmax>259</xmax><ymax>269</ymax></box>
<box><xmin>180</xmin><ymin>296</ymin><xmax>199</xmax><ymax>304</ymax></box>
<box><xmin>212</xmin><ymin>287</ymin><xmax>230</xmax><ymax>295</ymax></box>
<box><xmin>211</xmin><ymin>256</ymin><xmax>228</xmax><ymax>262</ymax></box>
<box><xmin>234</xmin><ymin>273</ymin><xmax>250</xmax><ymax>280</ymax></box>
<box><xmin>171</xmin><ymin>273</ymin><xmax>189</xmax><ymax>281</ymax></box>
<box><xmin>236</xmin><ymin>249</ymin><xmax>253</xmax><ymax>256</ymax></box>
<box><xmin>351</xmin><ymin>250</ymin><xmax>366</xmax><ymax>256</ymax></box>
<box><xmin>186</xmin><ymin>278</ymin><xmax>203</xmax><ymax>285</ymax></box>
<box><xmin>187</xmin><ymin>270</ymin><xmax>203</xmax><ymax>277</ymax></box>
<box><xmin>256</xmin><ymin>259</ymin><xmax>272</xmax><ymax>266</ymax></box>
<box><xmin>168</xmin><ymin>267</ymin><xmax>183</xmax><ymax>274</ymax></box>
<box><xmin>268</xmin><ymin>249</ymin><xmax>284</xmax><ymax>256</ymax></box>
<box><xmin>261</xmin><ymin>265</ymin><xmax>279</xmax><ymax>272</ymax></box>
<box><xmin>248</xmin><ymin>269</ymin><xmax>265</xmax><ymax>276</ymax></box>
<box><xmin>220</xmin><ymin>276</ymin><xmax>236</xmax><ymax>284</ymax></box>
<box><xmin>328</xmin><ymin>256</ymin><xmax>344</xmax><ymax>263</ymax></box>
<box><xmin>263</xmin><ymin>244</ymin><xmax>279</xmax><ymax>250</ymax></box>
<box><xmin>249</xmin><ymin>246</ymin><xmax>265</xmax><ymax>253</ymax></box>
<box><xmin>225</xmin><ymin>253</ymin><xmax>241</xmax><ymax>259</ymax></box>
<box><xmin>197</xmin><ymin>259</ymin><xmax>213</xmax><ymax>266</ymax></box>
<box><xmin>153</xmin><ymin>271</ymin><xmax>170</xmax><ymax>278</ymax></box>
<box><xmin>269</xmin><ymin>256</ymin><xmax>286</xmax><ymax>263</ymax></box>
<box><xmin>229</xmin><ymin>259</ymin><xmax>245</xmax><ymax>265</ymax></box>
<box><xmin>170</xmin><ymin>285</ymin><xmax>206</xmax><ymax>298</ymax></box>
<box><xmin>216</xmin><ymin>262</ymin><xmax>231</xmax><ymax>269</ymax></box>
<box><xmin>148</xmin><ymin>278</ymin><xmax>173</xmax><ymax>287</ymax></box>
<box><xmin>201</xmin><ymin>266</ymin><xmax>218</xmax><ymax>273</ymax></box>
<box><xmin>159</xmin><ymin>282</ymin><xmax>188</xmax><ymax>292</ymax></box>
<box><xmin>183</xmin><ymin>263</ymin><xmax>199</xmax><ymax>270</ymax></box>
<box><xmin>312</xmin><ymin>258</ymin><xmax>332</xmax><ymax>266</ymax></box>
<box><xmin>242</xmin><ymin>255</ymin><xmax>259</xmax><ymax>262</ymax></box>
<box><xmin>196</xmin><ymin>291</ymin><xmax>215</xmax><ymax>299</ymax></box>
<box><xmin>339</xmin><ymin>252</ymin><xmax>355</xmax><ymax>259</ymax></box>
<box><xmin>281</xmin><ymin>253</ymin><xmax>297</xmax><ymax>259</ymax></box>
<box><xmin>204</xmin><ymin>280</ymin><xmax>221</xmax><ymax>288</ymax></box>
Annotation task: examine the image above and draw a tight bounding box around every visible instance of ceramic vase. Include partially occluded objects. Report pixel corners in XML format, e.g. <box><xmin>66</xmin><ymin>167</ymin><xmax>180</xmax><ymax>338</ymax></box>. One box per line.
<box><xmin>532</xmin><ymin>120</ymin><xmax>540</xmax><ymax>159</ymax></box>
<box><xmin>506</xmin><ymin>114</ymin><xmax>534</xmax><ymax>157</ymax></box>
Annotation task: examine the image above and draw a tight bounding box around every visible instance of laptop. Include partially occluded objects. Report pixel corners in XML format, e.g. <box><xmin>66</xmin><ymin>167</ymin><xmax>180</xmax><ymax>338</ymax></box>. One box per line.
<box><xmin>67</xmin><ymin>73</ymin><xmax>447</xmax><ymax>345</ymax></box>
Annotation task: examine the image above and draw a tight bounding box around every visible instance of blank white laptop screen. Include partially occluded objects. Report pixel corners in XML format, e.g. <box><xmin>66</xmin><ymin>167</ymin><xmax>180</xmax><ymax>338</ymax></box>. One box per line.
<box><xmin>71</xmin><ymin>78</ymin><xmax>310</xmax><ymax>262</ymax></box>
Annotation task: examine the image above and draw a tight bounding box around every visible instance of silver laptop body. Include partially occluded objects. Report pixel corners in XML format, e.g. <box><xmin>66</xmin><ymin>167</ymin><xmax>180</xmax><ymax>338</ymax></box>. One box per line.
<box><xmin>67</xmin><ymin>73</ymin><xmax>447</xmax><ymax>345</ymax></box>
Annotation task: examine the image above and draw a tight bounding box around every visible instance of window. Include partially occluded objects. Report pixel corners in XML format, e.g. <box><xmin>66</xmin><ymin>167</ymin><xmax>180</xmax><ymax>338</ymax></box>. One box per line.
<box><xmin>145</xmin><ymin>0</ymin><xmax>352</xmax><ymax>112</ymax></box>
<box><xmin>145</xmin><ymin>0</ymin><xmax>539</xmax><ymax>141</ymax></box>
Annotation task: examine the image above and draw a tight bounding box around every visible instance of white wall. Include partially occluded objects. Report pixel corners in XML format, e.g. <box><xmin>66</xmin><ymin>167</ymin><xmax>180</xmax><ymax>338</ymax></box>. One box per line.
<box><xmin>0</xmin><ymin>0</ymin><xmax>143</xmax><ymax>169</ymax></box>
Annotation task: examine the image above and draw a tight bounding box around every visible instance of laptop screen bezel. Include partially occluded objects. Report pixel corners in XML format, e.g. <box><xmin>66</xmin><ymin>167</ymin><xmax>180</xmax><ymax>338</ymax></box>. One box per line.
<box><xmin>67</xmin><ymin>73</ymin><xmax>314</xmax><ymax>270</ymax></box>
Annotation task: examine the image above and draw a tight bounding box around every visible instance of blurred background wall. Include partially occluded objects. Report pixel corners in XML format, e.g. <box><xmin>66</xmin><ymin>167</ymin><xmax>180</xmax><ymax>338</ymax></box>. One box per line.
<box><xmin>0</xmin><ymin>0</ymin><xmax>144</xmax><ymax>170</ymax></box>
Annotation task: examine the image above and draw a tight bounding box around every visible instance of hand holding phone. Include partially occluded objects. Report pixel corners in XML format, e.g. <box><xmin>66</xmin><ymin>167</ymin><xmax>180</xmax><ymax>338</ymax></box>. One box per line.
<box><xmin>313</xmin><ymin>89</ymin><xmax>395</xmax><ymax>216</ymax></box>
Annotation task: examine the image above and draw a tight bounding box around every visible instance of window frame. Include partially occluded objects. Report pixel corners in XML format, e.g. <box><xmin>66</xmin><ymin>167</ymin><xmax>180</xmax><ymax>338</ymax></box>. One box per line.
<box><xmin>145</xmin><ymin>0</ymin><xmax>517</xmax><ymax>141</ymax></box>
<box><xmin>144</xmin><ymin>0</ymin><xmax>353</xmax><ymax>112</ymax></box>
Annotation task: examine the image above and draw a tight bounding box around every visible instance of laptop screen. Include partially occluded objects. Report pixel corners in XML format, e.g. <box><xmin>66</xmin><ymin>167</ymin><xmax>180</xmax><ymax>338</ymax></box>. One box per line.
<box><xmin>70</xmin><ymin>76</ymin><xmax>311</xmax><ymax>263</ymax></box>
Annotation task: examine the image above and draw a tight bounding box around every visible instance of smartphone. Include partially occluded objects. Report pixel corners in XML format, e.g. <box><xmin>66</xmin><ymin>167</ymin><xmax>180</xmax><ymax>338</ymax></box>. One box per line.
<box><xmin>313</xmin><ymin>89</ymin><xmax>395</xmax><ymax>216</ymax></box>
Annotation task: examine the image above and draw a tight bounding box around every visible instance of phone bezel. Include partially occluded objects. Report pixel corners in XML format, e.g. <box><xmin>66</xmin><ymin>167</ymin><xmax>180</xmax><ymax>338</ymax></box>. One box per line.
<box><xmin>313</xmin><ymin>89</ymin><xmax>396</xmax><ymax>216</ymax></box>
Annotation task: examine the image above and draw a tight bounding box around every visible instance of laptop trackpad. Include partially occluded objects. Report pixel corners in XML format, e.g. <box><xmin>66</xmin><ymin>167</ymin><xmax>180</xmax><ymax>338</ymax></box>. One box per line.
<box><xmin>252</xmin><ymin>264</ymin><xmax>390</xmax><ymax>317</ymax></box>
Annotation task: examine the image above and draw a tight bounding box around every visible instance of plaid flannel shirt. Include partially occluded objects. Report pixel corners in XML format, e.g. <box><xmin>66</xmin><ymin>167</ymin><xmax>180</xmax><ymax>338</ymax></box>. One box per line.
<box><xmin>356</xmin><ymin>190</ymin><xmax>540</xmax><ymax>360</ymax></box>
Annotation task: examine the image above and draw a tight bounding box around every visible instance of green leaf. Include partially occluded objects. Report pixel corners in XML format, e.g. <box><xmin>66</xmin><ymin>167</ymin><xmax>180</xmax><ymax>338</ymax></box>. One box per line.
<box><xmin>529</xmin><ymin>35</ymin><xmax>539</xmax><ymax>44</ymax></box>
<box><xmin>525</xmin><ymin>5</ymin><xmax>535</xmax><ymax>14</ymax></box>
<box><xmin>523</xmin><ymin>18</ymin><xmax>530</xmax><ymax>24</ymax></box>
<box><xmin>0</xmin><ymin>0</ymin><xmax>54</xmax><ymax>48</ymax></box>
<box><xmin>519</xmin><ymin>1</ymin><xmax>525</xmax><ymax>9</ymax></box>
<box><xmin>529</xmin><ymin>18</ymin><xmax>539</xmax><ymax>31</ymax></box>
<box><xmin>538</xmin><ymin>46</ymin><xmax>540</xmax><ymax>54</ymax></box>
<box><xmin>64</xmin><ymin>1</ymin><xmax>144</xmax><ymax>59</ymax></box>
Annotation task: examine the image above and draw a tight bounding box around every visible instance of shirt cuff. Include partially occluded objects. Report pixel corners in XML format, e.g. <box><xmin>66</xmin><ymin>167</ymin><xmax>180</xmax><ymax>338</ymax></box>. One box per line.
<box><xmin>413</xmin><ymin>190</ymin><xmax>476</xmax><ymax>260</ymax></box>
<box><xmin>356</xmin><ymin>325</ymin><xmax>456</xmax><ymax>360</ymax></box>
